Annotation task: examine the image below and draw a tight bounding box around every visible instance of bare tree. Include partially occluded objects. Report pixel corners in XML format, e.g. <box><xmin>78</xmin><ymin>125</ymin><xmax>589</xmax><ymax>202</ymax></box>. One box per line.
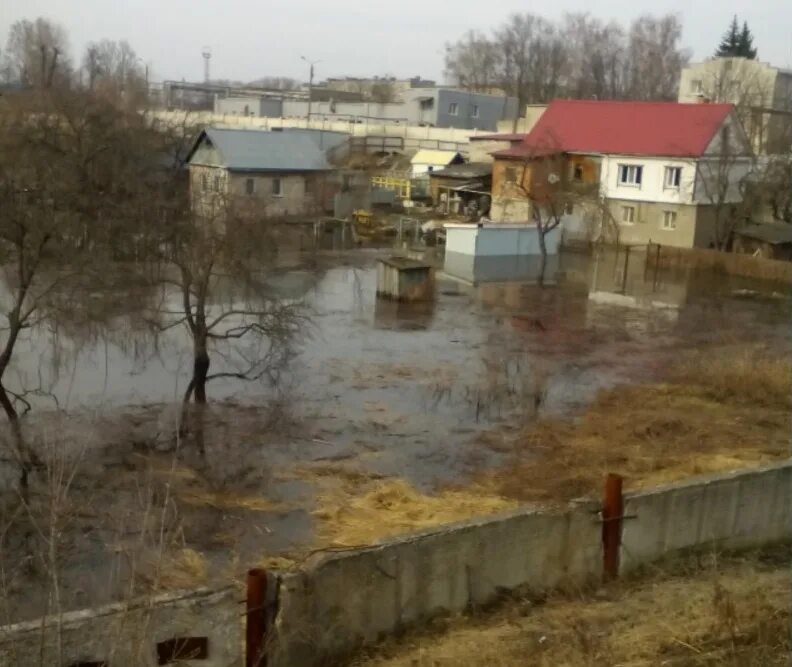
<box><xmin>4</xmin><ymin>17</ymin><xmax>71</xmax><ymax>88</ymax></box>
<box><xmin>82</xmin><ymin>39</ymin><xmax>146</xmax><ymax>107</ymax></box>
<box><xmin>444</xmin><ymin>12</ymin><xmax>689</xmax><ymax>107</ymax></box>
<box><xmin>444</xmin><ymin>30</ymin><xmax>502</xmax><ymax>92</ymax></box>
<box><xmin>696</xmin><ymin>124</ymin><xmax>753</xmax><ymax>249</ymax></box>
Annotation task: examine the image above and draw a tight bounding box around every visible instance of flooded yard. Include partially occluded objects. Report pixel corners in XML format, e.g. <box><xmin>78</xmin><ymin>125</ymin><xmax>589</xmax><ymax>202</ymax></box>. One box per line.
<box><xmin>0</xmin><ymin>247</ymin><xmax>790</xmax><ymax>621</ymax></box>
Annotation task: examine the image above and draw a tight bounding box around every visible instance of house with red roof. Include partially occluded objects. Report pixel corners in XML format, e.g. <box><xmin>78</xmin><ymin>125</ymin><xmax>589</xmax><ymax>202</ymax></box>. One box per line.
<box><xmin>489</xmin><ymin>100</ymin><xmax>753</xmax><ymax>249</ymax></box>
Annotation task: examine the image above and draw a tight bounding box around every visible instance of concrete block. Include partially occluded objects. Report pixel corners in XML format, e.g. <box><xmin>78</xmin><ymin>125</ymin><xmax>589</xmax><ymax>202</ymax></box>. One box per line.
<box><xmin>729</xmin><ymin>468</ymin><xmax>779</xmax><ymax>548</ymax></box>
<box><xmin>663</xmin><ymin>484</ymin><xmax>706</xmax><ymax>552</ymax></box>
<box><xmin>620</xmin><ymin>491</ymin><xmax>670</xmax><ymax>572</ymax></box>
<box><xmin>767</xmin><ymin>465</ymin><xmax>792</xmax><ymax>541</ymax></box>
<box><xmin>0</xmin><ymin>587</ymin><xmax>240</xmax><ymax>667</ymax></box>
<box><xmin>698</xmin><ymin>478</ymin><xmax>741</xmax><ymax>543</ymax></box>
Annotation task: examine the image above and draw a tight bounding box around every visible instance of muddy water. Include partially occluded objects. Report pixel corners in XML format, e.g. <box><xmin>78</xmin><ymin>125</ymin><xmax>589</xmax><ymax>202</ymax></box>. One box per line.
<box><xmin>0</xmin><ymin>248</ymin><xmax>790</xmax><ymax>621</ymax></box>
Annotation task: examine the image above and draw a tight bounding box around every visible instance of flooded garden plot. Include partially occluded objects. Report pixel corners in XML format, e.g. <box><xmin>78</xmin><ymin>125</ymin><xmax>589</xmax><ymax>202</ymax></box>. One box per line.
<box><xmin>0</xmin><ymin>248</ymin><xmax>790</xmax><ymax>621</ymax></box>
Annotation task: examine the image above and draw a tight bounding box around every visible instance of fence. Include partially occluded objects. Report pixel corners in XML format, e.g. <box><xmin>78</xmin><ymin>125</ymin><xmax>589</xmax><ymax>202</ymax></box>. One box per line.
<box><xmin>149</xmin><ymin>111</ymin><xmax>476</xmax><ymax>156</ymax></box>
<box><xmin>1</xmin><ymin>461</ymin><xmax>789</xmax><ymax>666</ymax></box>
<box><xmin>646</xmin><ymin>242</ymin><xmax>792</xmax><ymax>283</ymax></box>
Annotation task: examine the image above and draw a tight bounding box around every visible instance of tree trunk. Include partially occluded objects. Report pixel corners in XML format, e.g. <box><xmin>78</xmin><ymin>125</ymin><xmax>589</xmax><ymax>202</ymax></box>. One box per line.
<box><xmin>537</xmin><ymin>228</ymin><xmax>548</xmax><ymax>288</ymax></box>
<box><xmin>192</xmin><ymin>335</ymin><xmax>210</xmax><ymax>404</ymax></box>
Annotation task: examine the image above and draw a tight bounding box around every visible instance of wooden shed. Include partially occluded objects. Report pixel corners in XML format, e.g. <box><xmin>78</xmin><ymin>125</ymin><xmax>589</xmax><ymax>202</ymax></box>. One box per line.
<box><xmin>733</xmin><ymin>223</ymin><xmax>792</xmax><ymax>261</ymax></box>
<box><xmin>376</xmin><ymin>257</ymin><xmax>434</xmax><ymax>301</ymax></box>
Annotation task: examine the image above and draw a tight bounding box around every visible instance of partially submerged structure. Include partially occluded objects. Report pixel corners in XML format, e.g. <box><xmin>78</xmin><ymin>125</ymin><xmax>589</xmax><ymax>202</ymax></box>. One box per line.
<box><xmin>490</xmin><ymin>100</ymin><xmax>753</xmax><ymax>249</ymax></box>
<box><xmin>733</xmin><ymin>223</ymin><xmax>792</xmax><ymax>260</ymax></box>
<box><xmin>186</xmin><ymin>127</ymin><xmax>349</xmax><ymax>220</ymax></box>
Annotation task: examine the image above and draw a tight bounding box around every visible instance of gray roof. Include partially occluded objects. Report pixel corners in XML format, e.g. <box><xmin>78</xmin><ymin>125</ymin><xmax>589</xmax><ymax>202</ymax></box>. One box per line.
<box><xmin>430</xmin><ymin>162</ymin><xmax>493</xmax><ymax>179</ymax></box>
<box><xmin>735</xmin><ymin>223</ymin><xmax>792</xmax><ymax>245</ymax></box>
<box><xmin>189</xmin><ymin>127</ymin><xmax>348</xmax><ymax>172</ymax></box>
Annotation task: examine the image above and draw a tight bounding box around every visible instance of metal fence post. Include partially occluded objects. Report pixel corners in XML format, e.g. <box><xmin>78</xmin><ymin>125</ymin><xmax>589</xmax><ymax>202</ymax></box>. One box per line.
<box><xmin>246</xmin><ymin>568</ymin><xmax>268</xmax><ymax>667</ymax></box>
<box><xmin>602</xmin><ymin>473</ymin><xmax>623</xmax><ymax>581</ymax></box>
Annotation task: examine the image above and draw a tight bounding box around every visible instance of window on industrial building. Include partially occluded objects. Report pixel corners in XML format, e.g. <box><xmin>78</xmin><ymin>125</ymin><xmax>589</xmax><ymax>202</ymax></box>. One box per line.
<box><xmin>661</xmin><ymin>210</ymin><xmax>677</xmax><ymax>230</ymax></box>
<box><xmin>272</xmin><ymin>178</ymin><xmax>283</xmax><ymax>196</ymax></box>
<box><xmin>471</xmin><ymin>104</ymin><xmax>479</xmax><ymax>118</ymax></box>
<box><xmin>664</xmin><ymin>166</ymin><xmax>681</xmax><ymax>188</ymax></box>
<box><xmin>621</xmin><ymin>205</ymin><xmax>636</xmax><ymax>224</ymax></box>
<box><xmin>618</xmin><ymin>164</ymin><xmax>643</xmax><ymax>186</ymax></box>
<box><xmin>449</xmin><ymin>102</ymin><xmax>458</xmax><ymax>115</ymax></box>
<box><xmin>245</xmin><ymin>178</ymin><xmax>255</xmax><ymax>195</ymax></box>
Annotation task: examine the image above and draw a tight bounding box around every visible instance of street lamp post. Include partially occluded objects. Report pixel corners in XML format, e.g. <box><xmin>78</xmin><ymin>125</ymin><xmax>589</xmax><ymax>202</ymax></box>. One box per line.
<box><xmin>301</xmin><ymin>55</ymin><xmax>320</xmax><ymax>122</ymax></box>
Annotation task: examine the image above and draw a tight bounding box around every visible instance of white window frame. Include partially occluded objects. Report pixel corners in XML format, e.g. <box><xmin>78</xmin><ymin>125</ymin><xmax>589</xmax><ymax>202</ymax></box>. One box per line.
<box><xmin>448</xmin><ymin>102</ymin><xmax>459</xmax><ymax>116</ymax></box>
<box><xmin>471</xmin><ymin>104</ymin><xmax>479</xmax><ymax>118</ymax></box>
<box><xmin>664</xmin><ymin>166</ymin><xmax>681</xmax><ymax>189</ymax></box>
<box><xmin>661</xmin><ymin>210</ymin><xmax>677</xmax><ymax>230</ymax></box>
<box><xmin>621</xmin><ymin>205</ymin><xmax>636</xmax><ymax>224</ymax></box>
<box><xmin>618</xmin><ymin>164</ymin><xmax>643</xmax><ymax>187</ymax></box>
<box><xmin>272</xmin><ymin>178</ymin><xmax>283</xmax><ymax>197</ymax></box>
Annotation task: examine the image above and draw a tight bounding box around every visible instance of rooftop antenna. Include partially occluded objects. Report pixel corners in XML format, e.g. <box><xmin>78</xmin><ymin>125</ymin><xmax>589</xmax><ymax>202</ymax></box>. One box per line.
<box><xmin>202</xmin><ymin>46</ymin><xmax>212</xmax><ymax>83</ymax></box>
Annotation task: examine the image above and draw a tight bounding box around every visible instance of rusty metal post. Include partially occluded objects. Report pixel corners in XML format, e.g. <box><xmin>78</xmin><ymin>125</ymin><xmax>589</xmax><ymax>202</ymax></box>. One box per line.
<box><xmin>602</xmin><ymin>473</ymin><xmax>623</xmax><ymax>581</ymax></box>
<box><xmin>246</xmin><ymin>568</ymin><xmax>268</xmax><ymax>667</ymax></box>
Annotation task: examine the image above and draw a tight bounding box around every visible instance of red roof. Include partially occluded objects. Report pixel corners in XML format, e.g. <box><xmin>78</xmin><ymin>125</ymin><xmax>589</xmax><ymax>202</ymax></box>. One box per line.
<box><xmin>494</xmin><ymin>100</ymin><xmax>734</xmax><ymax>159</ymax></box>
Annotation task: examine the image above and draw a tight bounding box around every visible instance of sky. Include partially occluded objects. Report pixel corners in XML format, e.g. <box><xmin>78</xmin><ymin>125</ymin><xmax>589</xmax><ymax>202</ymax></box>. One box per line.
<box><xmin>1</xmin><ymin>0</ymin><xmax>790</xmax><ymax>85</ymax></box>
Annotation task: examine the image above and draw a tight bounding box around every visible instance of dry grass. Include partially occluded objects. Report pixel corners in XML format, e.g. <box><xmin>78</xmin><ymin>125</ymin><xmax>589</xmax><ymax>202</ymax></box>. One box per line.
<box><xmin>352</xmin><ymin>547</ymin><xmax>792</xmax><ymax>667</ymax></box>
<box><xmin>481</xmin><ymin>346</ymin><xmax>792</xmax><ymax>503</ymax></box>
<box><xmin>146</xmin><ymin>547</ymin><xmax>209</xmax><ymax>590</ymax></box>
<box><xmin>303</xmin><ymin>469</ymin><xmax>518</xmax><ymax>548</ymax></box>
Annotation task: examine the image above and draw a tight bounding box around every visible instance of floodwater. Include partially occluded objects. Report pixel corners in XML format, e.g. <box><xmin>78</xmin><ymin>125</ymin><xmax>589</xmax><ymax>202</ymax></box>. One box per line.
<box><xmin>0</xmin><ymin>247</ymin><xmax>790</xmax><ymax>621</ymax></box>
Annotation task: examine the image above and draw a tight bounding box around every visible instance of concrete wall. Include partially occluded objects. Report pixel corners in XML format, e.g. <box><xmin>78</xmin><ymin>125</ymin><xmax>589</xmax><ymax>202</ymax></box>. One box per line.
<box><xmin>269</xmin><ymin>461</ymin><xmax>792</xmax><ymax>667</ymax></box>
<box><xmin>3</xmin><ymin>462</ymin><xmax>789</xmax><ymax>667</ymax></box>
<box><xmin>152</xmin><ymin>110</ymin><xmax>477</xmax><ymax>156</ymax></box>
<box><xmin>621</xmin><ymin>462</ymin><xmax>792</xmax><ymax>570</ymax></box>
<box><xmin>270</xmin><ymin>504</ymin><xmax>601</xmax><ymax>666</ymax></box>
<box><xmin>0</xmin><ymin>587</ymin><xmax>240</xmax><ymax>667</ymax></box>
<box><xmin>610</xmin><ymin>199</ymin><xmax>699</xmax><ymax>248</ymax></box>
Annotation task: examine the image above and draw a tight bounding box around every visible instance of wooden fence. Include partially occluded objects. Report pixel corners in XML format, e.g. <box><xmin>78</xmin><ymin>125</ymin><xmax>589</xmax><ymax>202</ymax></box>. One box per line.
<box><xmin>646</xmin><ymin>242</ymin><xmax>792</xmax><ymax>283</ymax></box>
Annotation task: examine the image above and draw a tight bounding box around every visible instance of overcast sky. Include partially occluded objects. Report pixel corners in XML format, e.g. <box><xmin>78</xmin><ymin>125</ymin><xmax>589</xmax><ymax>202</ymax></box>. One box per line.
<box><xmin>2</xmin><ymin>0</ymin><xmax>790</xmax><ymax>85</ymax></box>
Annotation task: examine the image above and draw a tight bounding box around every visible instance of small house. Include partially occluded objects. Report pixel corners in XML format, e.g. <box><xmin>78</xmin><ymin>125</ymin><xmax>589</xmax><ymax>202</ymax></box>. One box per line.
<box><xmin>410</xmin><ymin>150</ymin><xmax>464</xmax><ymax>178</ymax></box>
<box><xmin>185</xmin><ymin>127</ymin><xmax>349</xmax><ymax>220</ymax></box>
<box><xmin>428</xmin><ymin>162</ymin><xmax>492</xmax><ymax>215</ymax></box>
<box><xmin>733</xmin><ymin>223</ymin><xmax>792</xmax><ymax>260</ymax></box>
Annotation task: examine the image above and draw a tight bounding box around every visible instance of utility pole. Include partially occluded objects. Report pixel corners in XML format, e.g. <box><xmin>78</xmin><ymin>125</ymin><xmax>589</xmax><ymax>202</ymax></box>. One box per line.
<box><xmin>301</xmin><ymin>56</ymin><xmax>320</xmax><ymax>122</ymax></box>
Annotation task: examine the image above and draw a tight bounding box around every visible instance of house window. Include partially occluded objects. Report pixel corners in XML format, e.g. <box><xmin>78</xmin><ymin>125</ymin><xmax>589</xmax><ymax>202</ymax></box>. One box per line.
<box><xmin>621</xmin><ymin>205</ymin><xmax>636</xmax><ymax>224</ymax></box>
<box><xmin>471</xmin><ymin>104</ymin><xmax>479</xmax><ymax>118</ymax></box>
<box><xmin>618</xmin><ymin>164</ymin><xmax>643</xmax><ymax>186</ymax></box>
<box><xmin>213</xmin><ymin>174</ymin><xmax>221</xmax><ymax>192</ymax></box>
<box><xmin>245</xmin><ymin>178</ymin><xmax>255</xmax><ymax>195</ymax></box>
<box><xmin>272</xmin><ymin>178</ymin><xmax>283</xmax><ymax>196</ymax></box>
<box><xmin>504</xmin><ymin>167</ymin><xmax>517</xmax><ymax>183</ymax></box>
<box><xmin>690</xmin><ymin>79</ymin><xmax>703</xmax><ymax>94</ymax></box>
<box><xmin>201</xmin><ymin>173</ymin><xmax>208</xmax><ymax>192</ymax></box>
<box><xmin>661</xmin><ymin>210</ymin><xmax>677</xmax><ymax>230</ymax></box>
<box><xmin>664</xmin><ymin>166</ymin><xmax>681</xmax><ymax>188</ymax></box>
<box><xmin>305</xmin><ymin>177</ymin><xmax>315</xmax><ymax>195</ymax></box>
<box><xmin>448</xmin><ymin>102</ymin><xmax>459</xmax><ymax>115</ymax></box>
<box><xmin>573</xmin><ymin>164</ymin><xmax>584</xmax><ymax>182</ymax></box>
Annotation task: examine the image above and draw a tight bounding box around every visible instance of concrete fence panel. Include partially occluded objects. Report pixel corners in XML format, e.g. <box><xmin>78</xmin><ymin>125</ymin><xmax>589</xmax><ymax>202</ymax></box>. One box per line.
<box><xmin>620</xmin><ymin>461</ymin><xmax>792</xmax><ymax>571</ymax></box>
<box><xmin>270</xmin><ymin>505</ymin><xmax>602</xmax><ymax>666</ymax></box>
<box><xmin>0</xmin><ymin>587</ymin><xmax>240</xmax><ymax>667</ymax></box>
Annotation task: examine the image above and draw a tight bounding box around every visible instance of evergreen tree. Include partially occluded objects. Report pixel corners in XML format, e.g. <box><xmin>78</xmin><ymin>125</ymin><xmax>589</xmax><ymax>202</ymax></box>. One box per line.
<box><xmin>738</xmin><ymin>21</ymin><xmax>757</xmax><ymax>59</ymax></box>
<box><xmin>716</xmin><ymin>16</ymin><xmax>740</xmax><ymax>57</ymax></box>
<box><xmin>716</xmin><ymin>16</ymin><xmax>758</xmax><ymax>58</ymax></box>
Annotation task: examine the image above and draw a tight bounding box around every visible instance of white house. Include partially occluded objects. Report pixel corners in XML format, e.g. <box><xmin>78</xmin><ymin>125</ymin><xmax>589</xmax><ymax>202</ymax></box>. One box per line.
<box><xmin>491</xmin><ymin>100</ymin><xmax>754</xmax><ymax>249</ymax></box>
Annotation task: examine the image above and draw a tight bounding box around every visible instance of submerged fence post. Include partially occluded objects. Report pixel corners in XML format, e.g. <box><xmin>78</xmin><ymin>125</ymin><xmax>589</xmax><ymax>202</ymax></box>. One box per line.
<box><xmin>246</xmin><ymin>568</ymin><xmax>269</xmax><ymax>667</ymax></box>
<box><xmin>602</xmin><ymin>473</ymin><xmax>623</xmax><ymax>581</ymax></box>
